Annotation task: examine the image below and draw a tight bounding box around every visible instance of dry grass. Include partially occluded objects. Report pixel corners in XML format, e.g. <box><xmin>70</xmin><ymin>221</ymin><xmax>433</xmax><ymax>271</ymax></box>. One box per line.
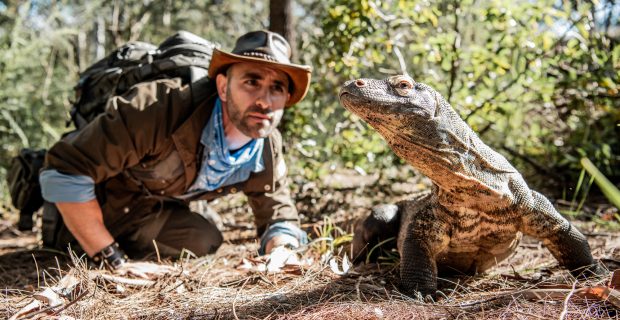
<box><xmin>0</xmin><ymin>173</ymin><xmax>619</xmax><ymax>319</ymax></box>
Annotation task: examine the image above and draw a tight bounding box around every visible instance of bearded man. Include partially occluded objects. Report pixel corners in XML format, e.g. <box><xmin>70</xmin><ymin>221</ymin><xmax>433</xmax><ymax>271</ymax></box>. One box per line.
<box><xmin>39</xmin><ymin>30</ymin><xmax>311</xmax><ymax>270</ymax></box>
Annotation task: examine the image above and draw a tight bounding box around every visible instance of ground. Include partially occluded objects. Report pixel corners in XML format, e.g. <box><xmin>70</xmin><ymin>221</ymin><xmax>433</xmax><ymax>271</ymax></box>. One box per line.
<box><xmin>0</xmin><ymin>169</ymin><xmax>619</xmax><ymax>319</ymax></box>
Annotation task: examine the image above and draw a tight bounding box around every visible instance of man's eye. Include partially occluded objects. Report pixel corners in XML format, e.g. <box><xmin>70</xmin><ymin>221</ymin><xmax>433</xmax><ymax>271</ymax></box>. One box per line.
<box><xmin>246</xmin><ymin>79</ymin><xmax>258</xmax><ymax>86</ymax></box>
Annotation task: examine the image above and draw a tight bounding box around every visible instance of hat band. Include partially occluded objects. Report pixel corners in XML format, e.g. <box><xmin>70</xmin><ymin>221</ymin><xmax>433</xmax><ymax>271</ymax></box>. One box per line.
<box><xmin>240</xmin><ymin>51</ymin><xmax>282</xmax><ymax>63</ymax></box>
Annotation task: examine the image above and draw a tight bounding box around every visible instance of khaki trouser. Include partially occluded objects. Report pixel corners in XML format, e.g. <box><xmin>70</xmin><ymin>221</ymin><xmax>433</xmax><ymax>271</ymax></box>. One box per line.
<box><xmin>42</xmin><ymin>200</ymin><xmax>223</xmax><ymax>260</ymax></box>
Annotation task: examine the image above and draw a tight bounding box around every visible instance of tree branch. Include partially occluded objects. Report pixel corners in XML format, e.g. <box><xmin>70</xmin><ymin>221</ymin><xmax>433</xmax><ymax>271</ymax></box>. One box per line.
<box><xmin>447</xmin><ymin>0</ymin><xmax>461</xmax><ymax>104</ymax></box>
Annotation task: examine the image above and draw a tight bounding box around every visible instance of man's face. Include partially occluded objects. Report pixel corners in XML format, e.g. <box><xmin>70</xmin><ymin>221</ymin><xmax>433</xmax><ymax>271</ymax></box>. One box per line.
<box><xmin>216</xmin><ymin>62</ymin><xmax>291</xmax><ymax>139</ymax></box>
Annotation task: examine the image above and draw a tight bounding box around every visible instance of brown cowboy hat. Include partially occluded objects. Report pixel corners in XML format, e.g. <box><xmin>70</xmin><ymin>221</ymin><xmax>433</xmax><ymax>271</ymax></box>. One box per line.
<box><xmin>208</xmin><ymin>30</ymin><xmax>312</xmax><ymax>107</ymax></box>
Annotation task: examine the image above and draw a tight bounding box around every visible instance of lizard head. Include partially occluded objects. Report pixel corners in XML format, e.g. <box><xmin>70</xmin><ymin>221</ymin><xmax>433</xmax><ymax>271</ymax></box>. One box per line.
<box><xmin>339</xmin><ymin>75</ymin><xmax>448</xmax><ymax>140</ymax></box>
<box><xmin>339</xmin><ymin>75</ymin><xmax>456</xmax><ymax>167</ymax></box>
<box><xmin>339</xmin><ymin>75</ymin><xmax>518</xmax><ymax>193</ymax></box>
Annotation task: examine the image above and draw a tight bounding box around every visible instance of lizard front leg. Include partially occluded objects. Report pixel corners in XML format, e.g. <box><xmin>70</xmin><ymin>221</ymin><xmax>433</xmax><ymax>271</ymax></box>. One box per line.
<box><xmin>399</xmin><ymin>205</ymin><xmax>450</xmax><ymax>297</ymax></box>
<box><xmin>351</xmin><ymin>203</ymin><xmax>401</xmax><ymax>262</ymax></box>
<box><xmin>520</xmin><ymin>191</ymin><xmax>604</xmax><ymax>276</ymax></box>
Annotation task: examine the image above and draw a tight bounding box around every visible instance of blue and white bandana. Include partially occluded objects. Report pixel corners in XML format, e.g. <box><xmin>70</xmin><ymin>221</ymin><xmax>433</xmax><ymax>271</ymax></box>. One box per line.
<box><xmin>189</xmin><ymin>98</ymin><xmax>265</xmax><ymax>192</ymax></box>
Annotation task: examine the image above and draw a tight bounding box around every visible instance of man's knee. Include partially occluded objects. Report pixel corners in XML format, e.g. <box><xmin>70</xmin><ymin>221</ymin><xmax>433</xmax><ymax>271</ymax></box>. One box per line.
<box><xmin>154</xmin><ymin>210</ymin><xmax>223</xmax><ymax>257</ymax></box>
<box><xmin>180</xmin><ymin>225</ymin><xmax>223</xmax><ymax>256</ymax></box>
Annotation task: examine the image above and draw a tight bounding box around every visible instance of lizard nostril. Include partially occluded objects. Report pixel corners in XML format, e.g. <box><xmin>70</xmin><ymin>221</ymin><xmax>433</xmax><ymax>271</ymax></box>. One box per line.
<box><xmin>355</xmin><ymin>79</ymin><xmax>366</xmax><ymax>87</ymax></box>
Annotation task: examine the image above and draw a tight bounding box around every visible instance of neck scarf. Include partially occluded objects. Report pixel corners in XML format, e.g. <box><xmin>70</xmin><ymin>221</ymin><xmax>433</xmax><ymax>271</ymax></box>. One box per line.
<box><xmin>189</xmin><ymin>98</ymin><xmax>264</xmax><ymax>192</ymax></box>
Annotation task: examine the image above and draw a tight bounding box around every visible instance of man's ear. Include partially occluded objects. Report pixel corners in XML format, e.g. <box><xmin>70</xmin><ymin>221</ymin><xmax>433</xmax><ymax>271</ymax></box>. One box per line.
<box><xmin>216</xmin><ymin>73</ymin><xmax>227</xmax><ymax>102</ymax></box>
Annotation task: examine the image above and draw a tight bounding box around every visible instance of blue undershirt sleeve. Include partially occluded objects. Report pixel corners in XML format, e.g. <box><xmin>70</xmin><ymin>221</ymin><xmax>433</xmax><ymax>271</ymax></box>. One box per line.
<box><xmin>39</xmin><ymin>169</ymin><xmax>96</xmax><ymax>203</ymax></box>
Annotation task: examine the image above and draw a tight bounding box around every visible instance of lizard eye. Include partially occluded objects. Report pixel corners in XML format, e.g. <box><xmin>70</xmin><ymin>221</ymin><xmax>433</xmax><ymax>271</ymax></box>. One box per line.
<box><xmin>389</xmin><ymin>75</ymin><xmax>415</xmax><ymax>96</ymax></box>
<box><xmin>398</xmin><ymin>80</ymin><xmax>413</xmax><ymax>90</ymax></box>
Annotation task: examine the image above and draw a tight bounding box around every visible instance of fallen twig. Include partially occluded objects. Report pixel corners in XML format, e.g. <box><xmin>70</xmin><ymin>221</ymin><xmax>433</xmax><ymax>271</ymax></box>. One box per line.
<box><xmin>95</xmin><ymin>273</ymin><xmax>155</xmax><ymax>287</ymax></box>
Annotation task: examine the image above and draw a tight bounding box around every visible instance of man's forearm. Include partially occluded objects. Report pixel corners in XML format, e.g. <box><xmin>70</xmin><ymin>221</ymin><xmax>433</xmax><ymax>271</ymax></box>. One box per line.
<box><xmin>55</xmin><ymin>199</ymin><xmax>115</xmax><ymax>257</ymax></box>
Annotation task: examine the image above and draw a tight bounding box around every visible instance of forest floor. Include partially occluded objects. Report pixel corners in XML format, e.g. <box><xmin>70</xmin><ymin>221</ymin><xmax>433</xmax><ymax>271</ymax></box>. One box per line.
<box><xmin>0</xmin><ymin>168</ymin><xmax>619</xmax><ymax>319</ymax></box>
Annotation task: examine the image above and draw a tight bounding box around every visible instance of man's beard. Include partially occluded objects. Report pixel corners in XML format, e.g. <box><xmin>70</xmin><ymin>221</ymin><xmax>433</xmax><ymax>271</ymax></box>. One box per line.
<box><xmin>226</xmin><ymin>90</ymin><xmax>283</xmax><ymax>138</ymax></box>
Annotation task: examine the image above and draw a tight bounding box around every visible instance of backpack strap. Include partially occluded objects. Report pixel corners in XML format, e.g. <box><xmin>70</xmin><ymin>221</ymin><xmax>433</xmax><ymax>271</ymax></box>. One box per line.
<box><xmin>189</xmin><ymin>72</ymin><xmax>214</xmax><ymax>108</ymax></box>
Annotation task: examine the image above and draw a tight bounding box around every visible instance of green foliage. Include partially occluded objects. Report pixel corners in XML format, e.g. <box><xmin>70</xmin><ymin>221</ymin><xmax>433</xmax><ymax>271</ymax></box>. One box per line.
<box><xmin>0</xmin><ymin>0</ymin><xmax>618</xmax><ymax>209</ymax></box>
<box><xmin>310</xmin><ymin>216</ymin><xmax>351</xmax><ymax>256</ymax></box>
<box><xmin>288</xmin><ymin>0</ymin><xmax>619</xmax><ymax>200</ymax></box>
<box><xmin>0</xmin><ymin>0</ymin><xmax>268</xmax><ymax>203</ymax></box>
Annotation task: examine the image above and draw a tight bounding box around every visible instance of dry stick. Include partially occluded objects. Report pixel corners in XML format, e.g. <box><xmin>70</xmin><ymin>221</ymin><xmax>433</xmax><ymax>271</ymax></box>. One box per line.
<box><xmin>393</xmin><ymin>39</ymin><xmax>408</xmax><ymax>76</ymax></box>
<box><xmin>15</xmin><ymin>289</ymin><xmax>89</xmax><ymax>320</ymax></box>
<box><xmin>559</xmin><ymin>280</ymin><xmax>579</xmax><ymax>320</ymax></box>
<box><xmin>232</xmin><ymin>277</ymin><xmax>251</xmax><ymax>320</ymax></box>
<box><xmin>15</xmin><ymin>303</ymin><xmax>57</xmax><ymax>320</ymax></box>
<box><xmin>54</xmin><ymin>256</ymin><xmax>63</xmax><ymax>279</ymax></box>
<box><xmin>153</xmin><ymin>239</ymin><xmax>162</xmax><ymax>263</ymax></box>
<box><xmin>383</xmin><ymin>286</ymin><xmax>391</xmax><ymax>301</ymax></box>
<box><xmin>161</xmin><ymin>280</ymin><xmax>186</xmax><ymax>294</ymax></box>
<box><xmin>50</xmin><ymin>289</ymin><xmax>90</xmax><ymax>316</ymax></box>
<box><xmin>355</xmin><ymin>276</ymin><xmax>364</xmax><ymax>301</ymax></box>
<box><xmin>32</xmin><ymin>253</ymin><xmax>40</xmax><ymax>289</ymax></box>
<box><xmin>97</xmin><ymin>273</ymin><xmax>154</xmax><ymax>287</ymax></box>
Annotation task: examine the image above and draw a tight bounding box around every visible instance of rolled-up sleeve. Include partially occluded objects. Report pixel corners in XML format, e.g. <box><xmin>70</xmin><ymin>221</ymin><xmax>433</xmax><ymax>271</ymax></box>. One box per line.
<box><xmin>39</xmin><ymin>169</ymin><xmax>95</xmax><ymax>203</ymax></box>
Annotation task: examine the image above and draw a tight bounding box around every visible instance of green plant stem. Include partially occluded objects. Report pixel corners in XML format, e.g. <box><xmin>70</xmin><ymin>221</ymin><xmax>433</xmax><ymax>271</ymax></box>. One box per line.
<box><xmin>580</xmin><ymin>157</ymin><xmax>620</xmax><ymax>209</ymax></box>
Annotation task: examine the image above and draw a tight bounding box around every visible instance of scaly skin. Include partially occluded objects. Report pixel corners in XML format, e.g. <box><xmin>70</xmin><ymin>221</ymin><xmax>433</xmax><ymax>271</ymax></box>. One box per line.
<box><xmin>340</xmin><ymin>75</ymin><xmax>603</xmax><ymax>297</ymax></box>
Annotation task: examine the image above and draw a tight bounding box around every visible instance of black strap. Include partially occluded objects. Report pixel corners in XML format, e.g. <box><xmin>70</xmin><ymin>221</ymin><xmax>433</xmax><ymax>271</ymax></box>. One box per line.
<box><xmin>92</xmin><ymin>242</ymin><xmax>127</xmax><ymax>270</ymax></box>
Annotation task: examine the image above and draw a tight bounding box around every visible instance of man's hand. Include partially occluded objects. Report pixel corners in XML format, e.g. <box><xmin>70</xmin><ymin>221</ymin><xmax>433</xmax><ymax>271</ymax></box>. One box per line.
<box><xmin>264</xmin><ymin>234</ymin><xmax>299</xmax><ymax>254</ymax></box>
<box><xmin>258</xmin><ymin>222</ymin><xmax>307</xmax><ymax>255</ymax></box>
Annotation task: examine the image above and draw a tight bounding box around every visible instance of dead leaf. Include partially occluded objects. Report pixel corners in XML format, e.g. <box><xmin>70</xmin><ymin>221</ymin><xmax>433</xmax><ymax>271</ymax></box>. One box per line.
<box><xmin>329</xmin><ymin>255</ymin><xmax>351</xmax><ymax>275</ymax></box>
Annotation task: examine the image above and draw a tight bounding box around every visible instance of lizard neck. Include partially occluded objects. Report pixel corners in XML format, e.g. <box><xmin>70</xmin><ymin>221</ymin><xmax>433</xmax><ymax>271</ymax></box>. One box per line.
<box><xmin>382</xmin><ymin>114</ymin><xmax>519</xmax><ymax>209</ymax></box>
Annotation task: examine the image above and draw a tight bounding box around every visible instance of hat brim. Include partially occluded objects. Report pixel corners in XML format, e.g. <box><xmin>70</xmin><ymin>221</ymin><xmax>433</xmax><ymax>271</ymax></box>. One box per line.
<box><xmin>208</xmin><ymin>49</ymin><xmax>312</xmax><ymax>107</ymax></box>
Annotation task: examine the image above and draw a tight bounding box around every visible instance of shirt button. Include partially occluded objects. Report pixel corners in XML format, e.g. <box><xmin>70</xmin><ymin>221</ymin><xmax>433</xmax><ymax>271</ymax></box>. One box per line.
<box><xmin>230</xmin><ymin>187</ymin><xmax>237</xmax><ymax>193</ymax></box>
<box><xmin>264</xmin><ymin>185</ymin><xmax>271</xmax><ymax>191</ymax></box>
<box><xmin>208</xmin><ymin>160</ymin><xmax>216</xmax><ymax>165</ymax></box>
<box><xmin>123</xmin><ymin>207</ymin><xmax>130</xmax><ymax>214</ymax></box>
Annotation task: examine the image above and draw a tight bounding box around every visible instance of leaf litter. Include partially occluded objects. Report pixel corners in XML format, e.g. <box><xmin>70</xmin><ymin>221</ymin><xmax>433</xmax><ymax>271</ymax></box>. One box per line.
<box><xmin>1</xmin><ymin>171</ymin><xmax>619</xmax><ymax>319</ymax></box>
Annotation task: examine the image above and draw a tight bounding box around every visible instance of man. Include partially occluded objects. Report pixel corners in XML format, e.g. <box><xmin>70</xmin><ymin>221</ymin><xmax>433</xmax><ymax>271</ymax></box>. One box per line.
<box><xmin>39</xmin><ymin>30</ymin><xmax>312</xmax><ymax>270</ymax></box>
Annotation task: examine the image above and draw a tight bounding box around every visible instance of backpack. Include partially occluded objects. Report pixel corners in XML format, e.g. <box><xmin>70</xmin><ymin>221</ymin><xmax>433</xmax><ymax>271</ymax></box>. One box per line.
<box><xmin>5</xmin><ymin>148</ymin><xmax>46</xmax><ymax>230</ymax></box>
<box><xmin>71</xmin><ymin>30</ymin><xmax>218</xmax><ymax>129</ymax></box>
<box><xmin>6</xmin><ymin>30</ymin><xmax>219</xmax><ymax>230</ymax></box>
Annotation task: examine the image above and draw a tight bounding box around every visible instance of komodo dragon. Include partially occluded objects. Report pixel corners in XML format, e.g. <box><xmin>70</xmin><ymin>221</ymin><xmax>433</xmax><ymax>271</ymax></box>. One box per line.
<box><xmin>339</xmin><ymin>75</ymin><xmax>604</xmax><ymax>297</ymax></box>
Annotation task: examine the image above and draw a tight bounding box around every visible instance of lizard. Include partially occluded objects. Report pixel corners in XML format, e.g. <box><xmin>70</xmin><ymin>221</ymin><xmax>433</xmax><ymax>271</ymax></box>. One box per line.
<box><xmin>339</xmin><ymin>75</ymin><xmax>604</xmax><ymax>297</ymax></box>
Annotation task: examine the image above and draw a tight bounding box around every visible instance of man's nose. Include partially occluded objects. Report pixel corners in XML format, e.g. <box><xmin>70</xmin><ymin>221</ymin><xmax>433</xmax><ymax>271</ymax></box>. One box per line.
<box><xmin>255</xmin><ymin>88</ymin><xmax>273</xmax><ymax>110</ymax></box>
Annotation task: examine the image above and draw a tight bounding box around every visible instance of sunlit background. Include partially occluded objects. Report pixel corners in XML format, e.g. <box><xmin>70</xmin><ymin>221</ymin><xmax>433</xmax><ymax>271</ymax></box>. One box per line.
<box><xmin>0</xmin><ymin>0</ymin><xmax>618</xmax><ymax>214</ymax></box>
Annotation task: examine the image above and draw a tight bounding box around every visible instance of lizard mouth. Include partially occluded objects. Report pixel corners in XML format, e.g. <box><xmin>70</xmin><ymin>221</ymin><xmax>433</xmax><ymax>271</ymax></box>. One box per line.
<box><xmin>338</xmin><ymin>92</ymin><xmax>361</xmax><ymax>113</ymax></box>
<box><xmin>338</xmin><ymin>88</ymin><xmax>351</xmax><ymax>100</ymax></box>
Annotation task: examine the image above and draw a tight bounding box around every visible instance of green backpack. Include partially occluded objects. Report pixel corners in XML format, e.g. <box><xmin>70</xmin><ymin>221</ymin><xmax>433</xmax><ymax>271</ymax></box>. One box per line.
<box><xmin>6</xmin><ymin>30</ymin><xmax>219</xmax><ymax>230</ymax></box>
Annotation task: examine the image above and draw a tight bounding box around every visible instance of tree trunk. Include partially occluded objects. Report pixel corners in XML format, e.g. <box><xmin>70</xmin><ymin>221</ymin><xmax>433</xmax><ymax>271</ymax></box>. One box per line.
<box><xmin>95</xmin><ymin>16</ymin><xmax>106</xmax><ymax>60</ymax></box>
<box><xmin>269</xmin><ymin>0</ymin><xmax>295</xmax><ymax>59</ymax></box>
<box><xmin>269</xmin><ymin>0</ymin><xmax>296</xmax><ymax>133</ymax></box>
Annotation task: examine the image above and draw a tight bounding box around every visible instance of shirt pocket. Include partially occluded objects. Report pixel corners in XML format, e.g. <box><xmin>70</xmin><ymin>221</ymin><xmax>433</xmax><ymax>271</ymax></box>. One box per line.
<box><xmin>127</xmin><ymin>150</ymin><xmax>185</xmax><ymax>193</ymax></box>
